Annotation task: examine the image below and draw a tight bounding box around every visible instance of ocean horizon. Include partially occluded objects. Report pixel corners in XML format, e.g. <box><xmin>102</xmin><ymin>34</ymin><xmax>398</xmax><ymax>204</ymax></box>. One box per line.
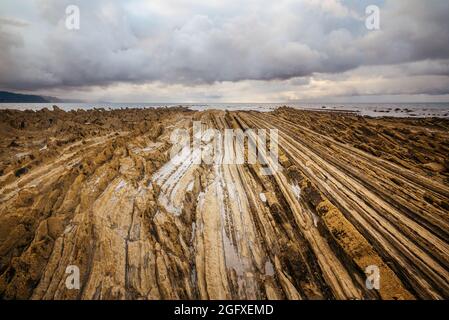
<box><xmin>1</xmin><ymin>102</ymin><xmax>449</xmax><ymax>118</ymax></box>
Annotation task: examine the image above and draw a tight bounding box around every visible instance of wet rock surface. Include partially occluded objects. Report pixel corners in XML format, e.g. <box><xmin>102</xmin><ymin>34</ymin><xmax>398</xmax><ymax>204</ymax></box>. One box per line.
<box><xmin>0</xmin><ymin>107</ymin><xmax>448</xmax><ymax>300</ymax></box>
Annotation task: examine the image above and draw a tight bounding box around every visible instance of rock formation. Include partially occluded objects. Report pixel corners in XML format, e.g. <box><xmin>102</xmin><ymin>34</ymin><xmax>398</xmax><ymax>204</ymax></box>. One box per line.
<box><xmin>0</xmin><ymin>107</ymin><xmax>448</xmax><ymax>299</ymax></box>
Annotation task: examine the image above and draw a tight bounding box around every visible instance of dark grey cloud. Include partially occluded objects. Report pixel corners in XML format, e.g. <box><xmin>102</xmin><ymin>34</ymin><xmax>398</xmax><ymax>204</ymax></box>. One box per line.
<box><xmin>0</xmin><ymin>0</ymin><xmax>448</xmax><ymax>100</ymax></box>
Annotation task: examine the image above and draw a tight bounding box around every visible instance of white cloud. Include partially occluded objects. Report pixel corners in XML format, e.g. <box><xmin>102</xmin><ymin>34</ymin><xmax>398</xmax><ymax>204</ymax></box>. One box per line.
<box><xmin>0</xmin><ymin>0</ymin><xmax>448</xmax><ymax>102</ymax></box>
<box><xmin>303</xmin><ymin>0</ymin><xmax>360</xmax><ymax>18</ymax></box>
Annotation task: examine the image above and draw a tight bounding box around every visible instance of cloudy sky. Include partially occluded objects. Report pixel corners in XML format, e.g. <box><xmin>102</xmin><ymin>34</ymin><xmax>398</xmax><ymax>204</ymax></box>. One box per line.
<box><xmin>1</xmin><ymin>0</ymin><xmax>449</xmax><ymax>103</ymax></box>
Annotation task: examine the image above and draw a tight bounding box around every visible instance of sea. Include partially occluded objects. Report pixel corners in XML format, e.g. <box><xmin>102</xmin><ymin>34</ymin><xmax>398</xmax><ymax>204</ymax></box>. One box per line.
<box><xmin>1</xmin><ymin>102</ymin><xmax>449</xmax><ymax>118</ymax></box>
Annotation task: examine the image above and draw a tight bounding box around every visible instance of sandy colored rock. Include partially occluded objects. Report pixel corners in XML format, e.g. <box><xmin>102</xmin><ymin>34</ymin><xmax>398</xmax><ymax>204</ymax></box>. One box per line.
<box><xmin>0</xmin><ymin>106</ymin><xmax>448</xmax><ymax>300</ymax></box>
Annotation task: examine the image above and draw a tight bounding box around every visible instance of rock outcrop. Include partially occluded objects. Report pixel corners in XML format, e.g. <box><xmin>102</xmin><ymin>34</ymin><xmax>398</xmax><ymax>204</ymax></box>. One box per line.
<box><xmin>0</xmin><ymin>107</ymin><xmax>448</xmax><ymax>300</ymax></box>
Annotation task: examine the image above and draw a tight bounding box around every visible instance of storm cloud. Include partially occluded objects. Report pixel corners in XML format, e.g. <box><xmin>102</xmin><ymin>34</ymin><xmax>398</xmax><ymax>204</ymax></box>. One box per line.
<box><xmin>0</xmin><ymin>0</ymin><xmax>448</xmax><ymax>101</ymax></box>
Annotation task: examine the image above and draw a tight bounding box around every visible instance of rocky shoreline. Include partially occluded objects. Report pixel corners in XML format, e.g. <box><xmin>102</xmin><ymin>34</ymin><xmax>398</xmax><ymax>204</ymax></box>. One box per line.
<box><xmin>0</xmin><ymin>106</ymin><xmax>448</xmax><ymax>299</ymax></box>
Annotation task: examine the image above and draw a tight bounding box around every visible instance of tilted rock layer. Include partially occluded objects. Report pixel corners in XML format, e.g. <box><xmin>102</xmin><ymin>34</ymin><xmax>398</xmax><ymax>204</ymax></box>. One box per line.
<box><xmin>0</xmin><ymin>106</ymin><xmax>448</xmax><ymax>300</ymax></box>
